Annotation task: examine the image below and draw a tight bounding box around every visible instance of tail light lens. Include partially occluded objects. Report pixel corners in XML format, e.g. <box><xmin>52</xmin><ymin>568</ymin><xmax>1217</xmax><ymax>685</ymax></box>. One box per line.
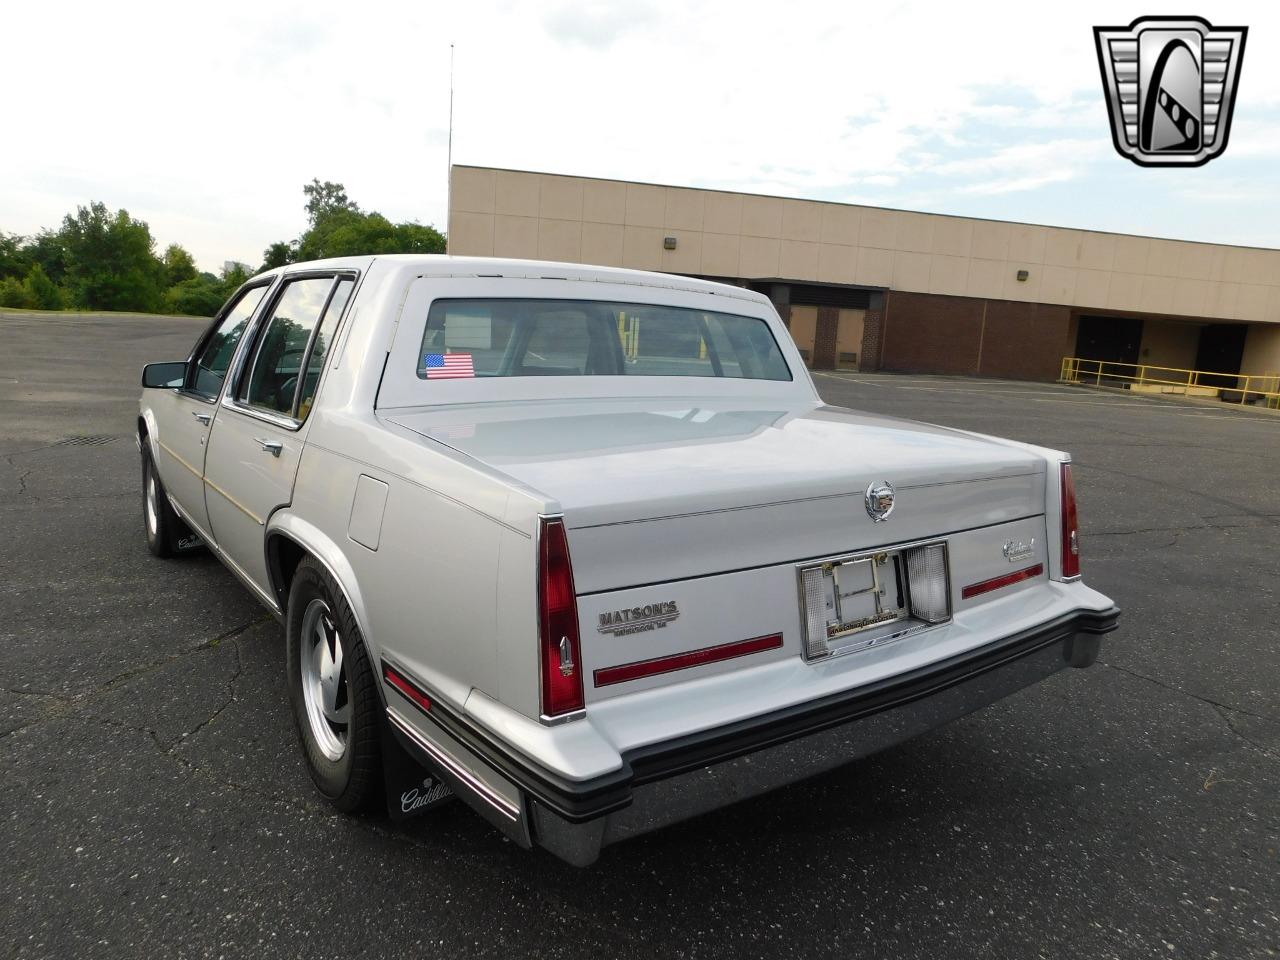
<box><xmin>538</xmin><ymin>518</ymin><xmax>584</xmax><ymax>719</ymax></box>
<box><xmin>1060</xmin><ymin>462</ymin><xmax>1080</xmax><ymax>579</ymax></box>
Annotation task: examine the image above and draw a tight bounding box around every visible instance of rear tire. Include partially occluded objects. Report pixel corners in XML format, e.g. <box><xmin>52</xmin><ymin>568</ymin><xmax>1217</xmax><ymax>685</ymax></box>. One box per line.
<box><xmin>286</xmin><ymin>556</ymin><xmax>381</xmax><ymax>812</ymax></box>
<box><xmin>142</xmin><ymin>446</ymin><xmax>199</xmax><ymax>558</ymax></box>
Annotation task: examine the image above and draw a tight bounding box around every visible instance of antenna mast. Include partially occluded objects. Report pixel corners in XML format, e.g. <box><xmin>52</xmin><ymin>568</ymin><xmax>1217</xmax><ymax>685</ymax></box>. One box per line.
<box><xmin>447</xmin><ymin>43</ymin><xmax>455</xmax><ymax>219</ymax></box>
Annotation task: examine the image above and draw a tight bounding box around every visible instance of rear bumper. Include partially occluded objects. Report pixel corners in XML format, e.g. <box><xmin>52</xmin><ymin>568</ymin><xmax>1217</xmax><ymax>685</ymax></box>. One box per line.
<box><xmin>392</xmin><ymin>605</ymin><xmax>1119</xmax><ymax>866</ymax></box>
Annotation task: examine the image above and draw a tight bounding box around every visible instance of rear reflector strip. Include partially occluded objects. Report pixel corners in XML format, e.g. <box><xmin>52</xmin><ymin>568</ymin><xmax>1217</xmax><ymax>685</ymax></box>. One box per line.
<box><xmin>594</xmin><ymin>633</ymin><xmax>783</xmax><ymax>688</ymax></box>
<box><xmin>961</xmin><ymin>563</ymin><xmax>1044</xmax><ymax>600</ymax></box>
<box><xmin>383</xmin><ymin>663</ymin><xmax>432</xmax><ymax>714</ymax></box>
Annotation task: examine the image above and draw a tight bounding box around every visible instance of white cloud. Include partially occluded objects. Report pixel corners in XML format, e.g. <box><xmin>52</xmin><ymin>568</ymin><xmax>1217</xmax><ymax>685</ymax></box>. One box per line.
<box><xmin>541</xmin><ymin>1</ymin><xmax>658</xmax><ymax>47</ymax></box>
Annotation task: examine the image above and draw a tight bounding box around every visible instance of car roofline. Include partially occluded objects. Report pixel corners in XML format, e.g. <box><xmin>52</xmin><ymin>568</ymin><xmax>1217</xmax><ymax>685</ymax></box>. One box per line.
<box><xmin>253</xmin><ymin>255</ymin><xmax>771</xmax><ymax>306</ymax></box>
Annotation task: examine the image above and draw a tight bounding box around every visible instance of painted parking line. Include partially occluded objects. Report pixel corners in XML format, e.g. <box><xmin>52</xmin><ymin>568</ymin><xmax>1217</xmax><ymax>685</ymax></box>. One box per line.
<box><xmin>819</xmin><ymin>374</ymin><xmax>1072</xmax><ymax>391</ymax></box>
<box><xmin>819</xmin><ymin>373</ymin><xmax>1049</xmax><ymax>388</ymax></box>
<box><xmin>821</xmin><ymin>379</ymin><xmax>1085</xmax><ymax>399</ymax></box>
<box><xmin>816</xmin><ymin>373</ymin><xmax>1279</xmax><ymax>421</ymax></box>
<box><xmin>817</xmin><ymin>375</ymin><xmax>1121</xmax><ymax>398</ymax></box>
<box><xmin>1029</xmin><ymin>398</ymin><xmax>1150</xmax><ymax>407</ymax></box>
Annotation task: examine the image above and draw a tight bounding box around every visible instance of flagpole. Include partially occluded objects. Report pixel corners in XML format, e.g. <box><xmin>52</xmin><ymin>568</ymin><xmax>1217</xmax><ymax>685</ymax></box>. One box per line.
<box><xmin>446</xmin><ymin>43</ymin><xmax>455</xmax><ymax>227</ymax></box>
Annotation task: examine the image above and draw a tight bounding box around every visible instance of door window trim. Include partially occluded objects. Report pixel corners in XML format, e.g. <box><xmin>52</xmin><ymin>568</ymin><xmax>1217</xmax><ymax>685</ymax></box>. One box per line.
<box><xmin>180</xmin><ymin>278</ymin><xmax>280</xmax><ymax>405</ymax></box>
<box><xmin>219</xmin><ymin>269</ymin><xmax>360</xmax><ymax>431</ymax></box>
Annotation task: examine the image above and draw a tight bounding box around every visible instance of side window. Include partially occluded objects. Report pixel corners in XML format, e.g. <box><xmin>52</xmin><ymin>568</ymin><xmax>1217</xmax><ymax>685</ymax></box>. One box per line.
<box><xmin>238</xmin><ymin>277</ymin><xmax>334</xmax><ymax>416</ymax></box>
<box><xmin>188</xmin><ymin>285</ymin><xmax>270</xmax><ymax>399</ymax></box>
<box><xmin>296</xmin><ymin>278</ymin><xmax>354</xmax><ymax>419</ymax></box>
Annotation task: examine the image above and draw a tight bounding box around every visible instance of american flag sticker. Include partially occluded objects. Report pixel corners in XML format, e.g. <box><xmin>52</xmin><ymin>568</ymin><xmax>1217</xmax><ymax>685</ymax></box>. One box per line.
<box><xmin>422</xmin><ymin>353</ymin><xmax>475</xmax><ymax>379</ymax></box>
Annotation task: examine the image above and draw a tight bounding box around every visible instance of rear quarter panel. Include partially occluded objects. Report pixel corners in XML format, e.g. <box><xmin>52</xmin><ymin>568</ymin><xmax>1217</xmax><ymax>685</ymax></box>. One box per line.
<box><xmin>283</xmin><ymin>432</ymin><xmax>536</xmax><ymax>714</ymax></box>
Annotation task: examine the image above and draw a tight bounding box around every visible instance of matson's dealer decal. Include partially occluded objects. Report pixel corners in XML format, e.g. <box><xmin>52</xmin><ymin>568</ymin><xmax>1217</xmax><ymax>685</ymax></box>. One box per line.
<box><xmin>597</xmin><ymin>601</ymin><xmax>680</xmax><ymax>637</ymax></box>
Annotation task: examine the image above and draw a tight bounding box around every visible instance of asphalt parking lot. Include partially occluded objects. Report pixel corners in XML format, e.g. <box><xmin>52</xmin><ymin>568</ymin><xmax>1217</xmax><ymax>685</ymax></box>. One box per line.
<box><xmin>1</xmin><ymin>309</ymin><xmax>1277</xmax><ymax>959</ymax></box>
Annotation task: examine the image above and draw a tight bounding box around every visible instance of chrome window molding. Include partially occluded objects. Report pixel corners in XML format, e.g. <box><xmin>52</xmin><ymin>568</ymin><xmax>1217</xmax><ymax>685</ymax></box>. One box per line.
<box><xmin>180</xmin><ymin>276</ymin><xmax>282</xmax><ymax>405</ymax></box>
<box><xmin>221</xmin><ymin>269</ymin><xmax>361</xmax><ymax>429</ymax></box>
<box><xmin>218</xmin><ymin>394</ymin><xmax>303</xmax><ymax>432</ymax></box>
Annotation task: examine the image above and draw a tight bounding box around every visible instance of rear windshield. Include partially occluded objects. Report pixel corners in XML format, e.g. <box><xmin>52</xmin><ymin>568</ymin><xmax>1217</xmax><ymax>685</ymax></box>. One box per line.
<box><xmin>415</xmin><ymin>299</ymin><xmax>791</xmax><ymax>382</ymax></box>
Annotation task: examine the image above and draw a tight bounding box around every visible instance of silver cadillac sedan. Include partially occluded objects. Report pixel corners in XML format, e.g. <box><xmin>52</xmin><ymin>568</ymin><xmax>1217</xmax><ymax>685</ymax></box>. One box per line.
<box><xmin>137</xmin><ymin>255</ymin><xmax>1119</xmax><ymax>865</ymax></box>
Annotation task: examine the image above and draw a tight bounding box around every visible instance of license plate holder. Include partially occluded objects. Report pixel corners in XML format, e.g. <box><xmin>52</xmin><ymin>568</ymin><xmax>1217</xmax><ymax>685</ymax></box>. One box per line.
<box><xmin>825</xmin><ymin>552</ymin><xmax>907</xmax><ymax>640</ymax></box>
<box><xmin>797</xmin><ymin>549</ymin><xmax>915</xmax><ymax>659</ymax></box>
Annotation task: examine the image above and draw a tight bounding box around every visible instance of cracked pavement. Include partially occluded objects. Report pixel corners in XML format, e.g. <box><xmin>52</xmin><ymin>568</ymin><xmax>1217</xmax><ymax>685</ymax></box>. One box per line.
<box><xmin>0</xmin><ymin>312</ymin><xmax>1277</xmax><ymax>959</ymax></box>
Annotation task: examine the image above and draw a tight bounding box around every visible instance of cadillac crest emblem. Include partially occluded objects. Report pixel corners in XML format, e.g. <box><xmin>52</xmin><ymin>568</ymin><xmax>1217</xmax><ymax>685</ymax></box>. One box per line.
<box><xmin>864</xmin><ymin>480</ymin><xmax>896</xmax><ymax>523</ymax></box>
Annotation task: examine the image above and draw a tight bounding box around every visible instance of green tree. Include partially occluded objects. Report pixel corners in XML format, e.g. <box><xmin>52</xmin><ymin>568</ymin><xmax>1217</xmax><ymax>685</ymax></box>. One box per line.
<box><xmin>303</xmin><ymin>179</ymin><xmax>359</xmax><ymax>226</ymax></box>
<box><xmin>392</xmin><ymin>220</ymin><xmax>447</xmax><ymax>254</ymax></box>
<box><xmin>164</xmin><ymin>262</ymin><xmax>253</xmax><ymax>317</ymax></box>
<box><xmin>25</xmin><ymin>230</ymin><xmax>69</xmax><ymax>287</ymax></box>
<box><xmin>0</xmin><ymin>233</ymin><xmax>29</xmax><ymax>280</ymax></box>
<box><xmin>220</xmin><ymin>261</ymin><xmax>251</xmax><ymax>291</ymax></box>
<box><xmin>260</xmin><ymin>241</ymin><xmax>295</xmax><ymax>272</ymax></box>
<box><xmin>321</xmin><ymin>213</ymin><xmax>447</xmax><ymax>257</ymax></box>
<box><xmin>0</xmin><ymin>276</ymin><xmax>35</xmax><ymax>308</ymax></box>
<box><xmin>59</xmin><ymin>202</ymin><xmax>166</xmax><ymax>311</ymax></box>
<box><xmin>23</xmin><ymin>263</ymin><xmax>63</xmax><ymax>310</ymax></box>
<box><xmin>293</xmin><ymin>179</ymin><xmax>446</xmax><ymax>260</ymax></box>
<box><xmin>165</xmin><ymin>277</ymin><xmax>226</xmax><ymax>316</ymax></box>
<box><xmin>162</xmin><ymin>243</ymin><xmax>198</xmax><ymax>286</ymax></box>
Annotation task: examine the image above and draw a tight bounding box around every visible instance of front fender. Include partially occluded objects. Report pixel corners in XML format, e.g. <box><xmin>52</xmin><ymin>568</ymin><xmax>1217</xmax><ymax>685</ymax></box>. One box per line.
<box><xmin>139</xmin><ymin>407</ymin><xmax>161</xmax><ymax>459</ymax></box>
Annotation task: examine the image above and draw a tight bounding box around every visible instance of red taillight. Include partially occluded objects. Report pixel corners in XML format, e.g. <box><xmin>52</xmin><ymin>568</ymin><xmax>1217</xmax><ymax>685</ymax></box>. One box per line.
<box><xmin>538</xmin><ymin>518</ymin><xmax>584</xmax><ymax>718</ymax></box>
<box><xmin>1060</xmin><ymin>462</ymin><xmax>1080</xmax><ymax>579</ymax></box>
<box><xmin>962</xmin><ymin>564</ymin><xmax>1044</xmax><ymax>600</ymax></box>
<box><xmin>594</xmin><ymin>633</ymin><xmax>783</xmax><ymax>688</ymax></box>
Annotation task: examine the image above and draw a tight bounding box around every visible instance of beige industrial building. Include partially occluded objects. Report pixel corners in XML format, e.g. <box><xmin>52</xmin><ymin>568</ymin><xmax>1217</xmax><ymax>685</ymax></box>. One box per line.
<box><xmin>446</xmin><ymin>164</ymin><xmax>1280</xmax><ymax>385</ymax></box>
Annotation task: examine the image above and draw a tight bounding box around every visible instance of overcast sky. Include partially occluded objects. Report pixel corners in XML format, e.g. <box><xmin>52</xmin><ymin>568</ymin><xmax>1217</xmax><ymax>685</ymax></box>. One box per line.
<box><xmin>4</xmin><ymin>1</ymin><xmax>1278</xmax><ymax>272</ymax></box>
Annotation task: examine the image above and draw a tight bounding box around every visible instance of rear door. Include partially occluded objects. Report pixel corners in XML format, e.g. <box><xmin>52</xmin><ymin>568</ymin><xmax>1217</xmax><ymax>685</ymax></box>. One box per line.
<box><xmin>202</xmin><ymin>272</ymin><xmax>355</xmax><ymax>592</ymax></box>
<box><xmin>149</xmin><ymin>282</ymin><xmax>272</xmax><ymax>536</ymax></box>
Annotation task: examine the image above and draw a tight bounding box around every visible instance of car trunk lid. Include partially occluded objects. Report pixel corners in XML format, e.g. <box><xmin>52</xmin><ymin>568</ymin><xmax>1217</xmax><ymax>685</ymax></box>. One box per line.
<box><xmin>385</xmin><ymin>398</ymin><xmax>1046</xmax><ymax>594</ymax></box>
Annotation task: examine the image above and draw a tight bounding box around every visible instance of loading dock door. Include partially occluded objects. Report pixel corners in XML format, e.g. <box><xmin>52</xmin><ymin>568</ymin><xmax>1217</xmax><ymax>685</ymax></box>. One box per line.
<box><xmin>788</xmin><ymin>305</ymin><xmax>817</xmax><ymax>366</ymax></box>
<box><xmin>1194</xmin><ymin>323</ymin><xmax>1247</xmax><ymax>388</ymax></box>
<box><xmin>1076</xmin><ymin>315</ymin><xmax>1144</xmax><ymax>365</ymax></box>
<box><xmin>835</xmin><ymin>308</ymin><xmax>865</xmax><ymax>370</ymax></box>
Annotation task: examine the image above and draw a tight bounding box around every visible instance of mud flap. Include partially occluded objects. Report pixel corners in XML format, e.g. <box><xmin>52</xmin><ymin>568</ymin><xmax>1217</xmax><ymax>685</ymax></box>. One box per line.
<box><xmin>381</xmin><ymin>720</ymin><xmax>456</xmax><ymax>821</ymax></box>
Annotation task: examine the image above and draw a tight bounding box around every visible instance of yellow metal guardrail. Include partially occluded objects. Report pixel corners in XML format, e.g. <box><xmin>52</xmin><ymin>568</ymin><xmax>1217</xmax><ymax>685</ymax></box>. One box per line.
<box><xmin>1061</xmin><ymin>357</ymin><xmax>1280</xmax><ymax>409</ymax></box>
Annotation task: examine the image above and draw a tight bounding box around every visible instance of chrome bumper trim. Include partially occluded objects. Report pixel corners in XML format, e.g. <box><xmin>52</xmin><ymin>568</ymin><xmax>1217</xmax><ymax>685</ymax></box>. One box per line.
<box><xmin>530</xmin><ymin>610</ymin><xmax>1116</xmax><ymax>866</ymax></box>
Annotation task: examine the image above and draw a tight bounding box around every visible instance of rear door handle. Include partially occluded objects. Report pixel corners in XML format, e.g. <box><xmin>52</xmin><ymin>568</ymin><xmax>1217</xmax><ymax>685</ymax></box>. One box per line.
<box><xmin>255</xmin><ymin>438</ymin><xmax>283</xmax><ymax>457</ymax></box>
<box><xmin>192</xmin><ymin>411</ymin><xmax>212</xmax><ymax>425</ymax></box>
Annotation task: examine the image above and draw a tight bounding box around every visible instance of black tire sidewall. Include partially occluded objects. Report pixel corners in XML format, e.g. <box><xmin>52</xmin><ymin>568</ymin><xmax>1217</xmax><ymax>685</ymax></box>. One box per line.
<box><xmin>142</xmin><ymin>445</ymin><xmax>203</xmax><ymax>557</ymax></box>
<box><xmin>141</xmin><ymin>447</ymin><xmax>173</xmax><ymax>558</ymax></box>
<box><xmin>285</xmin><ymin>559</ymin><xmax>381</xmax><ymax>811</ymax></box>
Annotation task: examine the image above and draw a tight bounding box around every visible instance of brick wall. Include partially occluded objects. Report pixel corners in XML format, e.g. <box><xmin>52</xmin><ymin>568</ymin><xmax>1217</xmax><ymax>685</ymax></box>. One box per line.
<box><xmin>860</xmin><ymin>292</ymin><xmax>886</xmax><ymax>371</ymax></box>
<box><xmin>978</xmin><ymin>300</ymin><xmax>1073</xmax><ymax>380</ymax></box>
<box><xmin>881</xmin><ymin>292</ymin><xmax>984</xmax><ymax>375</ymax></box>
<box><xmin>813</xmin><ymin>306</ymin><xmax>839</xmax><ymax>369</ymax></box>
<box><xmin>881</xmin><ymin>291</ymin><xmax>1072</xmax><ymax>381</ymax></box>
